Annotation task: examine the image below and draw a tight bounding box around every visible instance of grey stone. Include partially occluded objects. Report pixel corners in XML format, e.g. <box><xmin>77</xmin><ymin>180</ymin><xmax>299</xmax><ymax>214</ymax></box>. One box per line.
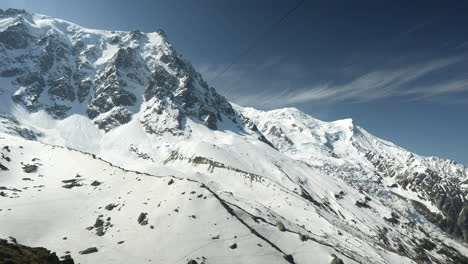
<box><xmin>79</xmin><ymin>247</ymin><xmax>98</xmax><ymax>255</ymax></box>
<box><xmin>137</xmin><ymin>212</ymin><xmax>148</xmax><ymax>225</ymax></box>
<box><xmin>22</xmin><ymin>164</ymin><xmax>38</xmax><ymax>173</ymax></box>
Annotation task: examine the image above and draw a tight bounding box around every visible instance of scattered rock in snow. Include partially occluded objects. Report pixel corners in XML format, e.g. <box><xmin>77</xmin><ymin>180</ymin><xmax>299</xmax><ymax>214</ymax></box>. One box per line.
<box><xmin>419</xmin><ymin>238</ymin><xmax>436</xmax><ymax>251</ymax></box>
<box><xmin>0</xmin><ymin>163</ymin><xmax>8</xmax><ymax>171</ymax></box>
<box><xmin>355</xmin><ymin>199</ymin><xmax>371</xmax><ymax>209</ymax></box>
<box><xmin>105</xmin><ymin>203</ymin><xmax>118</xmax><ymax>211</ymax></box>
<box><xmin>22</xmin><ymin>164</ymin><xmax>38</xmax><ymax>173</ymax></box>
<box><xmin>94</xmin><ymin>217</ymin><xmax>104</xmax><ymax>228</ymax></box>
<box><xmin>276</xmin><ymin>221</ymin><xmax>286</xmax><ymax>231</ymax></box>
<box><xmin>168</xmin><ymin>179</ymin><xmax>174</xmax><ymax>185</ymax></box>
<box><xmin>60</xmin><ymin>254</ymin><xmax>73</xmax><ymax>263</ymax></box>
<box><xmin>330</xmin><ymin>254</ymin><xmax>344</xmax><ymax>264</ymax></box>
<box><xmin>62</xmin><ymin>179</ymin><xmax>82</xmax><ymax>189</ymax></box>
<box><xmin>298</xmin><ymin>233</ymin><xmax>308</xmax><ymax>241</ymax></box>
<box><xmin>96</xmin><ymin>227</ymin><xmax>105</xmax><ymax>236</ymax></box>
<box><xmin>383</xmin><ymin>212</ymin><xmax>400</xmax><ymax>225</ymax></box>
<box><xmin>187</xmin><ymin>260</ymin><xmax>198</xmax><ymax>264</ymax></box>
<box><xmin>137</xmin><ymin>212</ymin><xmax>148</xmax><ymax>225</ymax></box>
<box><xmin>90</xmin><ymin>180</ymin><xmax>102</xmax><ymax>186</ymax></box>
<box><xmin>334</xmin><ymin>191</ymin><xmax>345</xmax><ymax>200</ymax></box>
<box><xmin>283</xmin><ymin>254</ymin><xmax>295</xmax><ymax>263</ymax></box>
<box><xmin>229</xmin><ymin>243</ymin><xmax>237</xmax><ymax>249</ymax></box>
<box><xmin>79</xmin><ymin>247</ymin><xmax>98</xmax><ymax>255</ymax></box>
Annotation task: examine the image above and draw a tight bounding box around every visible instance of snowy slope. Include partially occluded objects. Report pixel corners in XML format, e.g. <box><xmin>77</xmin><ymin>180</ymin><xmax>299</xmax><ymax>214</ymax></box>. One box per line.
<box><xmin>1</xmin><ymin>8</ymin><xmax>468</xmax><ymax>264</ymax></box>
<box><xmin>238</xmin><ymin>106</ymin><xmax>468</xmax><ymax>246</ymax></box>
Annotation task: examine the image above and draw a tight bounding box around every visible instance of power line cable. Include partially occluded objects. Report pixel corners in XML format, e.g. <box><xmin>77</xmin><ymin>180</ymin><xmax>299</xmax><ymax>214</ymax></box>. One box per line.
<box><xmin>210</xmin><ymin>0</ymin><xmax>305</xmax><ymax>83</ymax></box>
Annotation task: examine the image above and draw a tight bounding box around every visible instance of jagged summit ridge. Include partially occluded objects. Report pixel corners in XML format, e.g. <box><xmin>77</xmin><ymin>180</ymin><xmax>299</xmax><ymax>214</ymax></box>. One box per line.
<box><xmin>1</xmin><ymin>9</ymin><xmax>468</xmax><ymax>264</ymax></box>
<box><xmin>0</xmin><ymin>8</ymin><xmax>256</xmax><ymax>136</ymax></box>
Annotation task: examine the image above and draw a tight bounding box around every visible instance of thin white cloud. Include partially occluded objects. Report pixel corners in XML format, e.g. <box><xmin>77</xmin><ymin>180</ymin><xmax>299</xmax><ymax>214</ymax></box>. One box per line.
<box><xmin>196</xmin><ymin>57</ymin><xmax>467</xmax><ymax>109</ymax></box>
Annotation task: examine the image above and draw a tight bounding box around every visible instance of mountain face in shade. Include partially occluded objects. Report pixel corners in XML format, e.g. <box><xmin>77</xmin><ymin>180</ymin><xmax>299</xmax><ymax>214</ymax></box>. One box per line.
<box><xmin>0</xmin><ymin>9</ymin><xmax>467</xmax><ymax>264</ymax></box>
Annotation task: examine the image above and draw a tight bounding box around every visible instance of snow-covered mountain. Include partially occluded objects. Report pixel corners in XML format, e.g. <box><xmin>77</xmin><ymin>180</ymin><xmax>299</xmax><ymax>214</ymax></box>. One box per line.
<box><xmin>0</xmin><ymin>9</ymin><xmax>467</xmax><ymax>264</ymax></box>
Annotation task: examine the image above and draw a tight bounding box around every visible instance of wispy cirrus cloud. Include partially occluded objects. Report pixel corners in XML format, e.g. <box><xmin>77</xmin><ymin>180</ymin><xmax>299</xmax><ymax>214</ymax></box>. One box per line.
<box><xmin>196</xmin><ymin>56</ymin><xmax>468</xmax><ymax>109</ymax></box>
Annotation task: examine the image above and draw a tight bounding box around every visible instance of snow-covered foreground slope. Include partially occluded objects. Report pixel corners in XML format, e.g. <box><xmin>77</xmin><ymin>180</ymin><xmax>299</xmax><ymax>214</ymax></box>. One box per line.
<box><xmin>0</xmin><ymin>134</ymin><xmax>316</xmax><ymax>264</ymax></box>
<box><xmin>1</xmin><ymin>8</ymin><xmax>468</xmax><ymax>264</ymax></box>
<box><xmin>3</xmin><ymin>131</ymin><xmax>467</xmax><ymax>264</ymax></box>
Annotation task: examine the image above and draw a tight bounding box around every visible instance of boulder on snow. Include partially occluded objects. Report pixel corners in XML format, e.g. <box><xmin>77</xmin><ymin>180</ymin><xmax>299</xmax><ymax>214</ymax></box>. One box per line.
<box><xmin>276</xmin><ymin>221</ymin><xmax>286</xmax><ymax>231</ymax></box>
<box><xmin>283</xmin><ymin>254</ymin><xmax>295</xmax><ymax>263</ymax></box>
<box><xmin>22</xmin><ymin>164</ymin><xmax>38</xmax><ymax>173</ymax></box>
<box><xmin>0</xmin><ymin>163</ymin><xmax>8</xmax><ymax>171</ymax></box>
<box><xmin>79</xmin><ymin>247</ymin><xmax>98</xmax><ymax>255</ymax></box>
<box><xmin>229</xmin><ymin>243</ymin><xmax>237</xmax><ymax>249</ymax></box>
<box><xmin>105</xmin><ymin>203</ymin><xmax>118</xmax><ymax>211</ymax></box>
<box><xmin>62</xmin><ymin>179</ymin><xmax>82</xmax><ymax>189</ymax></box>
<box><xmin>94</xmin><ymin>217</ymin><xmax>104</xmax><ymax>228</ymax></box>
<box><xmin>137</xmin><ymin>212</ymin><xmax>148</xmax><ymax>225</ymax></box>
<box><xmin>95</xmin><ymin>227</ymin><xmax>105</xmax><ymax>236</ymax></box>
<box><xmin>298</xmin><ymin>233</ymin><xmax>308</xmax><ymax>241</ymax></box>
<box><xmin>90</xmin><ymin>180</ymin><xmax>102</xmax><ymax>186</ymax></box>
<box><xmin>330</xmin><ymin>254</ymin><xmax>344</xmax><ymax>264</ymax></box>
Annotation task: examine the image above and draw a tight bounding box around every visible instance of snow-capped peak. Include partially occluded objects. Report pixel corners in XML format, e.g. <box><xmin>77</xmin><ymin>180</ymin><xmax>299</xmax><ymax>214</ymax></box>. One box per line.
<box><xmin>1</xmin><ymin>10</ymin><xmax>467</xmax><ymax>264</ymax></box>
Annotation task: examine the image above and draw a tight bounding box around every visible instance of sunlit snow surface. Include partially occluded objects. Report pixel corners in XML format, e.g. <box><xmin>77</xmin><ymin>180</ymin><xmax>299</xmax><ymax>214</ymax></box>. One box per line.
<box><xmin>0</xmin><ymin>9</ymin><xmax>467</xmax><ymax>264</ymax></box>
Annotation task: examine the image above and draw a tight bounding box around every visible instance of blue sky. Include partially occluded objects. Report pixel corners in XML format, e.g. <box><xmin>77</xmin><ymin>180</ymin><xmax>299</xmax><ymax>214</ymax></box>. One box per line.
<box><xmin>2</xmin><ymin>0</ymin><xmax>468</xmax><ymax>165</ymax></box>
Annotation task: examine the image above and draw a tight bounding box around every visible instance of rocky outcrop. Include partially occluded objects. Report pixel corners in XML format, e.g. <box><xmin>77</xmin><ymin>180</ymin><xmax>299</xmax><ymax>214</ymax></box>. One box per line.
<box><xmin>0</xmin><ymin>238</ymin><xmax>74</xmax><ymax>264</ymax></box>
<box><xmin>366</xmin><ymin>150</ymin><xmax>468</xmax><ymax>243</ymax></box>
<box><xmin>0</xmin><ymin>14</ymin><xmax>33</xmax><ymax>49</ymax></box>
<box><xmin>79</xmin><ymin>247</ymin><xmax>98</xmax><ymax>255</ymax></box>
<box><xmin>0</xmin><ymin>9</ymin><xmax>271</xmax><ymax>144</ymax></box>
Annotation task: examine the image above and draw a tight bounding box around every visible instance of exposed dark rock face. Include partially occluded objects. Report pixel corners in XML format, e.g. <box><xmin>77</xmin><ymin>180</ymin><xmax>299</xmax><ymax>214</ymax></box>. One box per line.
<box><xmin>0</xmin><ymin>114</ymin><xmax>39</xmax><ymax>140</ymax></box>
<box><xmin>0</xmin><ymin>238</ymin><xmax>74</xmax><ymax>264</ymax></box>
<box><xmin>458</xmin><ymin>206</ymin><xmax>468</xmax><ymax>242</ymax></box>
<box><xmin>0</xmin><ymin>18</ymin><xmax>33</xmax><ymax>49</ymax></box>
<box><xmin>87</xmin><ymin>47</ymin><xmax>141</xmax><ymax>130</ymax></box>
<box><xmin>0</xmin><ymin>9</ymin><xmax>272</xmax><ymax>146</ymax></box>
<box><xmin>12</xmin><ymin>73</ymin><xmax>45</xmax><ymax>109</ymax></box>
<box><xmin>365</xmin><ymin>151</ymin><xmax>468</xmax><ymax>243</ymax></box>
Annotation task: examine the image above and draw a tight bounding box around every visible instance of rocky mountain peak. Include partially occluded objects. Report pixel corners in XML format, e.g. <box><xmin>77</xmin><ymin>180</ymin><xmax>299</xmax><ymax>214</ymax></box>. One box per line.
<box><xmin>0</xmin><ymin>8</ymin><xmax>28</xmax><ymax>18</ymax></box>
<box><xmin>0</xmin><ymin>10</ymin><xmax>266</xmax><ymax>140</ymax></box>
